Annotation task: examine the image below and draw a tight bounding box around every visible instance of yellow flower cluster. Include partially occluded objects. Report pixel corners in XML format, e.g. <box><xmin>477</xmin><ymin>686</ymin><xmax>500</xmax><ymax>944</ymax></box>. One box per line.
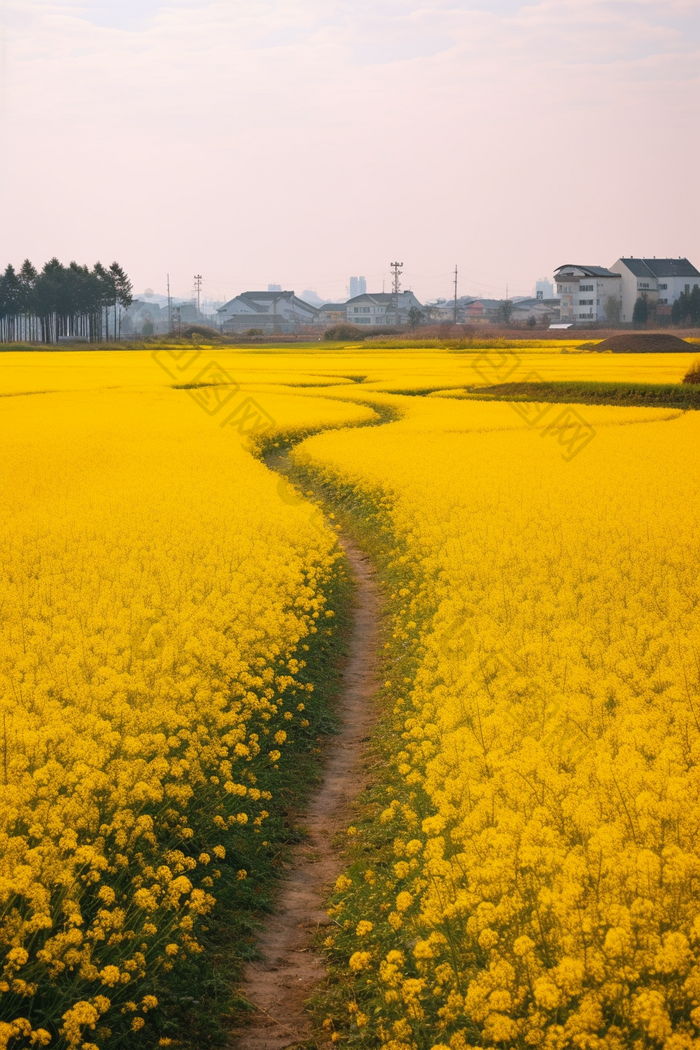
<box><xmin>299</xmin><ymin>394</ymin><xmax>700</xmax><ymax>1047</ymax></box>
<box><xmin>0</xmin><ymin>381</ymin><xmax>367</xmax><ymax>1046</ymax></box>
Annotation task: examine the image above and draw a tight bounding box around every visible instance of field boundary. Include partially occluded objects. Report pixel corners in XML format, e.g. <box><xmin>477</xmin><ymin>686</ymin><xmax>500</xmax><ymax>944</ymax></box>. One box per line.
<box><xmin>449</xmin><ymin>379</ymin><xmax>700</xmax><ymax>410</ymax></box>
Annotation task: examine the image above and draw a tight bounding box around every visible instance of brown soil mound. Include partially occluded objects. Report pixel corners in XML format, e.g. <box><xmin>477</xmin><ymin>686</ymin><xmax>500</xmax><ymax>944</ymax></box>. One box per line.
<box><xmin>592</xmin><ymin>333</ymin><xmax>693</xmax><ymax>353</ymax></box>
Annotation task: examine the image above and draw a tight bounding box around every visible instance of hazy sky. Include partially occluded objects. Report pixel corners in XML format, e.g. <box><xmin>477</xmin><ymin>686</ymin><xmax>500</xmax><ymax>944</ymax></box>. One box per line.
<box><xmin>1</xmin><ymin>0</ymin><xmax>698</xmax><ymax>302</ymax></box>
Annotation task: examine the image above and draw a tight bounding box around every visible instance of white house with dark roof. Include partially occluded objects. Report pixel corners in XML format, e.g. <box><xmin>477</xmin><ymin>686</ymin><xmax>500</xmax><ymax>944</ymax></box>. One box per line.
<box><xmin>553</xmin><ymin>265</ymin><xmax>622</xmax><ymax>323</ymax></box>
<box><xmin>610</xmin><ymin>258</ymin><xmax>700</xmax><ymax>323</ymax></box>
<box><xmin>345</xmin><ymin>291</ymin><xmax>423</xmax><ymax>326</ymax></box>
<box><xmin>216</xmin><ymin>290</ymin><xmax>318</xmax><ymax>332</ymax></box>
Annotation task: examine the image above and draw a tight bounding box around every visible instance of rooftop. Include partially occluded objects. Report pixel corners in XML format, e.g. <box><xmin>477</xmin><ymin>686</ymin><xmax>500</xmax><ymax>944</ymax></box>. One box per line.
<box><xmin>619</xmin><ymin>257</ymin><xmax>700</xmax><ymax>279</ymax></box>
<box><xmin>218</xmin><ymin>290</ymin><xmax>318</xmax><ymax>314</ymax></box>
<box><xmin>554</xmin><ymin>265</ymin><xmax>621</xmax><ymax>279</ymax></box>
<box><xmin>346</xmin><ymin>291</ymin><xmax>422</xmax><ymax>306</ymax></box>
<box><xmin>511</xmin><ymin>297</ymin><xmax>561</xmax><ymax>307</ymax></box>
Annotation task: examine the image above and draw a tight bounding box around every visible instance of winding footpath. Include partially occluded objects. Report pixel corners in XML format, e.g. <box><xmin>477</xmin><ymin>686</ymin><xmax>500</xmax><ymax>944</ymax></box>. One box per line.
<box><xmin>228</xmin><ymin>534</ymin><xmax>381</xmax><ymax>1049</ymax></box>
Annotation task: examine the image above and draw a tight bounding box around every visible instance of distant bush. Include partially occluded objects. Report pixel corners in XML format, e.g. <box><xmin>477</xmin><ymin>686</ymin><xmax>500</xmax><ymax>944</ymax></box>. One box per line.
<box><xmin>181</xmin><ymin>323</ymin><xmax>222</xmax><ymax>340</ymax></box>
<box><xmin>683</xmin><ymin>358</ymin><xmax>700</xmax><ymax>384</ymax></box>
<box><xmin>323</xmin><ymin>324</ymin><xmax>405</xmax><ymax>342</ymax></box>
<box><xmin>323</xmin><ymin>324</ymin><xmax>367</xmax><ymax>341</ymax></box>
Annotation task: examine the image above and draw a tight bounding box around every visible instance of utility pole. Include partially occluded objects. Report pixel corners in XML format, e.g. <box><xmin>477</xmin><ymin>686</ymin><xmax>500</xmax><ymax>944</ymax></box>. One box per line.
<box><xmin>453</xmin><ymin>264</ymin><xmax>458</xmax><ymax>325</ymax></box>
<box><xmin>194</xmin><ymin>274</ymin><xmax>202</xmax><ymax>317</ymax></box>
<box><xmin>167</xmin><ymin>274</ymin><xmax>172</xmax><ymax>333</ymax></box>
<box><xmin>390</xmin><ymin>261</ymin><xmax>403</xmax><ymax>324</ymax></box>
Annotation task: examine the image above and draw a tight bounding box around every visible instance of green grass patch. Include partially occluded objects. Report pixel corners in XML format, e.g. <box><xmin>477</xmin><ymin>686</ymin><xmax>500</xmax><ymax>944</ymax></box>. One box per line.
<box><xmin>460</xmin><ymin>379</ymin><xmax>700</xmax><ymax>409</ymax></box>
<box><xmin>364</xmin><ymin>337</ymin><xmax>581</xmax><ymax>350</ymax></box>
<box><xmin>284</xmin><ymin>454</ymin><xmax>443</xmax><ymax>1048</ymax></box>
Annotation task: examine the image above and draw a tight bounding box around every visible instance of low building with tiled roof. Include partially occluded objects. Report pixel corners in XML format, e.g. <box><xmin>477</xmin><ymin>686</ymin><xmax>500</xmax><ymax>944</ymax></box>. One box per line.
<box><xmin>318</xmin><ymin>303</ymin><xmax>348</xmax><ymax>324</ymax></box>
<box><xmin>216</xmin><ymin>290</ymin><xmax>318</xmax><ymax>332</ymax></box>
<box><xmin>509</xmin><ymin>297</ymin><xmax>561</xmax><ymax>324</ymax></box>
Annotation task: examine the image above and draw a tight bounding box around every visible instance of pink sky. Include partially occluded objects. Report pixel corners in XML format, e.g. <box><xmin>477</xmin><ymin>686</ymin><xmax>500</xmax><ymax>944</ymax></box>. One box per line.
<box><xmin>1</xmin><ymin>0</ymin><xmax>698</xmax><ymax>303</ymax></box>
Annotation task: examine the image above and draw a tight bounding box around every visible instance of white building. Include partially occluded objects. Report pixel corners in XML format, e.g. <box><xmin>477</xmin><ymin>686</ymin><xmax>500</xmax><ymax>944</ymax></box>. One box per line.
<box><xmin>216</xmin><ymin>290</ymin><xmax>318</xmax><ymax>332</ymax></box>
<box><xmin>553</xmin><ymin>265</ymin><xmax>622</xmax><ymax>324</ymax></box>
<box><xmin>534</xmin><ymin>277</ymin><xmax>554</xmax><ymax>299</ymax></box>
<box><xmin>610</xmin><ymin>258</ymin><xmax>700</xmax><ymax>323</ymax></box>
<box><xmin>345</xmin><ymin>291</ymin><xmax>423</xmax><ymax>326</ymax></box>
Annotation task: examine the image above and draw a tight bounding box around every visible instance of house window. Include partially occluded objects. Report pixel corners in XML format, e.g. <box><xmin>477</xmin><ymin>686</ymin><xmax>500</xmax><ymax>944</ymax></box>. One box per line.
<box><xmin>659</xmin><ymin>284</ymin><xmax>668</xmax><ymax>290</ymax></box>
<box><xmin>579</xmin><ymin>299</ymin><xmax>594</xmax><ymax>306</ymax></box>
<box><xmin>638</xmin><ymin>282</ymin><xmax>649</xmax><ymax>289</ymax></box>
<box><xmin>580</xmin><ymin>284</ymin><xmax>594</xmax><ymax>291</ymax></box>
<box><xmin>356</xmin><ymin>317</ymin><xmax>371</xmax><ymax>324</ymax></box>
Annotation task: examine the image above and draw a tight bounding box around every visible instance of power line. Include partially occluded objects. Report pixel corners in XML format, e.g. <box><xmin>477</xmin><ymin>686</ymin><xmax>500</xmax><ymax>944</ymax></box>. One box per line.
<box><xmin>453</xmin><ymin>264</ymin><xmax>458</xmax><ymax>325</ymax></box>
<box><xmin>194</xmin><ymin>274</ymin><xmax>202</xmax><ymax>317</ymax></box>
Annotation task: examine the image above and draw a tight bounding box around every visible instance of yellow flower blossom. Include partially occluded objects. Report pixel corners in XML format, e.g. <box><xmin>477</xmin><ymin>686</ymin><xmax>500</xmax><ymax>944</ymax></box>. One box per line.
<box><xmin>349</xmin><ymin>951</ymin><xmax>372</xmax><ymax>971</ymax></box>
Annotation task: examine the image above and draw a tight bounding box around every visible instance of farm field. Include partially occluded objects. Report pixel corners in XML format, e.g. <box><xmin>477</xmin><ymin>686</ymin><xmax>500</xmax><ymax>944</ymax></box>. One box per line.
<box><xmin>0</xmin><ymin>344</ymin><xmax>696</xmax><ymax>398</ymax></box>
<box><xmin>1</xmin><ymin>342</ymin><xmax>699</xmax><ymax>1050</ymax></box>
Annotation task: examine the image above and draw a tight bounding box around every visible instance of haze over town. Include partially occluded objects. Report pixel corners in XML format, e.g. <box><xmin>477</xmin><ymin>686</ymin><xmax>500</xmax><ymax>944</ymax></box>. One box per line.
<box><xmin>1</xmin><ymin>0</ymin><xmax>698</xmax><ymax>303</ymax></box>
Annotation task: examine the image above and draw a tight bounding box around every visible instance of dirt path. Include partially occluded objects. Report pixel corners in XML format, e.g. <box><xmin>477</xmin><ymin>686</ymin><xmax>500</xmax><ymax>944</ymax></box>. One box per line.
<box><xmin>228</xmin><ymin>535</ymin><xmax>380</xmax><ymax>1049</ymax></box>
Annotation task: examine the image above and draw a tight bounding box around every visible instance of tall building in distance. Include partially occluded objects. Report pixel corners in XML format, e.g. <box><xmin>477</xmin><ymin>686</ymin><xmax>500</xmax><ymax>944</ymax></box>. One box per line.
<box><xmin>534</xmin><ymin>276</ymin><xmax>554</xmax><ymax>300</ymax></box>
<box><xmin>349</xmin><ymin>276</ymin><xmax>366</xmax><ymax>298</ymax></box>
<box><xmin>268</xmin><ymin>283</ymin><xmax>282</xmax><ymax>292</ymax></box>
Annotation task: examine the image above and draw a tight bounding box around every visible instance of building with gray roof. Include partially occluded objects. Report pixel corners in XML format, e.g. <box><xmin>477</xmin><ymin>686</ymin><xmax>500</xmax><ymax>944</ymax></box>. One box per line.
<box><xmin>344</xmin><ymin>291</ymin><xmax>423</xmax><ymax>326</ymax></box>
<box><xmin>216</xmin><ymin>290</ymin><xmax>318</xmax><ymax>332</ymax></box>
<box><xmin>554</xmin><ymin>258</ymin><xmax>700</xmax><ymax>324</ymax></box>
<box><xmin>611</xmin><ymin>258</ymin><xmax>700</xmax><ymax>322</ymax></box>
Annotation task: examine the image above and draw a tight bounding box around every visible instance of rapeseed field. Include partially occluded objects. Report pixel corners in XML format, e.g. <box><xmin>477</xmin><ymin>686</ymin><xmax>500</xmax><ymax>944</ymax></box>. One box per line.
<box><xmin>295</xmin><ymin>386</ymin><xmax>700</xmax><ymax>1048</ymax></box>
<box><xmin>2</xmin><ymin>342</ymin><xmax>698</xmax><ymax>1049</ymax></box>
<box><xmin>0</xmin><ymin>368</ymin><xmax>371</xmax><ymax>1048</ymax></box>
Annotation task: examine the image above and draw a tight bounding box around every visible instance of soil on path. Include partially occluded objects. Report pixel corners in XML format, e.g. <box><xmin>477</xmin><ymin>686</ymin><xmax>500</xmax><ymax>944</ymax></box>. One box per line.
<box><xmin>228</xmin><ymin>536</ymin><xmax>381</xmax><ymax>1050</ymax></box>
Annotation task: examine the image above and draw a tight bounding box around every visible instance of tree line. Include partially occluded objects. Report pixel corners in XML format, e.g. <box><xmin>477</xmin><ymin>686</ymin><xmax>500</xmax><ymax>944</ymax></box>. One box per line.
<box><xmin>0</xmin><ymin>259</ymin><xmax>133</xmax><ymax>343</ymax></box>
<box><xmin>633</xmin><ymin>287</ymin><xmax>700</xmax><ymax>327</ymax></box>
<box><xmin>671</xmin><ymin>286</ymin><xmax>700</xmax><ymax>326</ymax></box>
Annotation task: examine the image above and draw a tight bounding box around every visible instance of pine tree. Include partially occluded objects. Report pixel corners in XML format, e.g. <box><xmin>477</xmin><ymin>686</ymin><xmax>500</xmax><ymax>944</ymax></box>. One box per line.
<box><xmin>0</xmin><ymin>258</ymin><xmax>133</xmax><ymax>344</ymax></box>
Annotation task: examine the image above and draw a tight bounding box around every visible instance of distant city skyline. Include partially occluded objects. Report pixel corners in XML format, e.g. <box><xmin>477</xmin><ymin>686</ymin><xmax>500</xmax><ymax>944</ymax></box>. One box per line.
<box><xmin>132</xmin><ymin>279</ymin><xmax>538</xmax><ymax>306</ymax></box>
<box><xmin>2</xmin><ymin>0</ymin><xmax>697</xmax><ymax>301</ymax></box>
